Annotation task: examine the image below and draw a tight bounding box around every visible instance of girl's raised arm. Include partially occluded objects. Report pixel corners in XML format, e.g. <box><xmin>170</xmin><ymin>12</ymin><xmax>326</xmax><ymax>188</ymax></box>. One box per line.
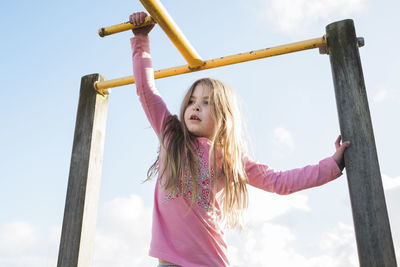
<box><xmin>130</xmin><ymin>12</ymin><xmax>170</xmax><ymax>138</ymax></box>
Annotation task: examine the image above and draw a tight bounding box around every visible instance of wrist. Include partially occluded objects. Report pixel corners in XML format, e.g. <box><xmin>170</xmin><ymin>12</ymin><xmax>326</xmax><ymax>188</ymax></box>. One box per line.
<box><xmin>332</xmin><ymin>155</ymin><xmax>345</xmax><ymax>171</ymax></box>
<box><xmin>133</xmin><ymin>34</ymin><xmax>149</xmax><ymax>41</ymax></box>
<box><xmin>133</xmin><ymin>32</ymin><xmax>148</xmax><ymax>36</ymax></box>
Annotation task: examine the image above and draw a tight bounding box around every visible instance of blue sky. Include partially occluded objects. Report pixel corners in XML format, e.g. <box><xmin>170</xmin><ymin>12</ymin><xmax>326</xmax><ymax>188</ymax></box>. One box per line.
<box><xmin>1</xmin><ymin>0</ymin><xmax>399</xmax><ymax>266</ymax></box>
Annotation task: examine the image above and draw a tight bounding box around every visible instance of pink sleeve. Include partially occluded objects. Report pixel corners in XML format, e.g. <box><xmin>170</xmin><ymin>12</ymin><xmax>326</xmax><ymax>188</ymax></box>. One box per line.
<box><xmin>131</xmin><ymin>35</ymin><xmax>171</xmax><ymax>138</ymax></box>
<box><xmin>244</xmin><ymin>156</ymin><xmax>342</xmax><ymax>195</ymax></box>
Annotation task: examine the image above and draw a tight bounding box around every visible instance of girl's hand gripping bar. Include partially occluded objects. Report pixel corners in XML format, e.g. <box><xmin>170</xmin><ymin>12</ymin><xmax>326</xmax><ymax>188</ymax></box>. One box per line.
<box><xmin>98</xmin><ymin>16</ymin><xmax>156</xmax><ymax>37</ymax></box>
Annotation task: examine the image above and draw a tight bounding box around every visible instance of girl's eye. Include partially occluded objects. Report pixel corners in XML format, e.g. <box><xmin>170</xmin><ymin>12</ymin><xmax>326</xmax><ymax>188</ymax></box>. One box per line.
<box><xmin>188</xmin><ymin>100</ymin><xmax>193</xmax><ymax>105</ymax></box>
<box><xmin>203</xmin><ymin>101</ymin><xmax>208</xmax><ymax>105</ymax></box>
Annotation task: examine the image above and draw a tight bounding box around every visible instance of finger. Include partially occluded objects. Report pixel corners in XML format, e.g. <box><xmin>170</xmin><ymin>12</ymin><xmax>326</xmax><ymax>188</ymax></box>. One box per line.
<box><xmin>339</xmin><ymin>141</ymin><xmax>351</xmax><ymax>152</ymax></box>
<box><xmin>135</xmin><ymin>13</ymin><xmax>140</xmax><ymax>26</ymax></box>
<box><xmin>131</xmin><ymin>13</ymin><xmax>136</xmax><ymax>25</ymax></box>
<box><xmin>131</xmin><ymin>13</ymin><xmax>137</xmax><ymax>26</ymax></box>
<box><xmin>139</xmin><ymin>12</ymin><xmax>146</xmax><ymax>23</ymax></box>
<box><xmin>129</xmin><ymin>14</ymin><xmax>133</xmax><ymax>24</ymax></box>
<box><xmin>132</xmin><ymin>13</ymin><xmax>137</xmax><ymax>26</ymax></box>
<box><xmin>335</xmin><ymin>135</ymin><xmax>341</xmax><ymax>149</ymax></box>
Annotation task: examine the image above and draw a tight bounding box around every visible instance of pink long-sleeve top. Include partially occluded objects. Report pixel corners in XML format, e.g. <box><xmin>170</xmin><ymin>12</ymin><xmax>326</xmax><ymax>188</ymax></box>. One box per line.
<box><xmin>131</xmin><ymin>35</ymin><xmax>342</xmax><ymax>267</ymax></box>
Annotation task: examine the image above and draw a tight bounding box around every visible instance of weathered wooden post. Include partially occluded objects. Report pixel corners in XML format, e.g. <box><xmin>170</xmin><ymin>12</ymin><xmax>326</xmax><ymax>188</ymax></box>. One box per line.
<box><xmin>57</xmin><ymin>74</ymin><xmax>109</xmax><ymax>267</ymax></box>
<box><xmin>326</xmin><ymin>19</ymin><xmax>397</xmax><ymax>267</ymax></box>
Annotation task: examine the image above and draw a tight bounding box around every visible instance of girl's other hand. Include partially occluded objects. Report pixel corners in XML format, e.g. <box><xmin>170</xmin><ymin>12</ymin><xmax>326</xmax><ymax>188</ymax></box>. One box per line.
<box><xmin>129</xmin><ymin>12</ymin><xmax>155</xmax><ymax>36</ymax></box>
<box><xmin>332</xmin><ymin>135</ymin><xmax>350</xmax><ymax>170</ymax></box>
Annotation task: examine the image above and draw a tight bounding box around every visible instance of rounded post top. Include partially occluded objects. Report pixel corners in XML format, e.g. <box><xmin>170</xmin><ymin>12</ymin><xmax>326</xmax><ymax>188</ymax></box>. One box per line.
<box><xmin>326</xmin><ymin>19</ymin><xmax>354</xmax><ymax>31</ymax></box>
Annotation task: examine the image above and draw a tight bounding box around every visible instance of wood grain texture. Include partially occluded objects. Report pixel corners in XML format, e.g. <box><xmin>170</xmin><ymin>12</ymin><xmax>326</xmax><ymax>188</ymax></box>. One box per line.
<box><xmin>327</xmin><ymin>20</ymin><xmax>397</xmax><ymax>267</ymax></box>
<box><xmin>57</xmin><ymin>74</ymin><xmax>109</xmax><ymax>267</ymax></box>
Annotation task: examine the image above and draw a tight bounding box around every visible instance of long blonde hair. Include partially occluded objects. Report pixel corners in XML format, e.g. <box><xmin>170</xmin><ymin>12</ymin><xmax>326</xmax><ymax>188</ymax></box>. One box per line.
<box><xmin>147</xmin><ymin>78</ymin><xmax>249</xmax><ymax>229</ymax></box>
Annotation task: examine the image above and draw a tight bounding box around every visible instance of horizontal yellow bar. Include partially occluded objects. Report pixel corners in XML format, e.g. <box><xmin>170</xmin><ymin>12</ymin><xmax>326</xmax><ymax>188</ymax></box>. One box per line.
<box><xmin>98</xmin><ymin>16</ymin><xmax>156</xmax><ymax>37</ymax></box>
<box><xmin>140</xmin><ymin>0</ymin><xmax>204</xmax><ymax>68</ymax></box>
<box><xmin>94</xmin><ymin>36</ymin><xmax>327</xmax><ymax>93</ymax></box>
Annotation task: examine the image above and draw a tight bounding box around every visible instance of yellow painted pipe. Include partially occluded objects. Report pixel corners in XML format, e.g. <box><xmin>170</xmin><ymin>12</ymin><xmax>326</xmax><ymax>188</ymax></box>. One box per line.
<box><xmin>94</xmin><ymin>36</ymin><xmax>327</xmax><ymax>94</ymax></box>
<box><xmin>139</xmin><ymin>0</ymin><xmax>204</xmax><ymax>68</ymax></box>
<box><xmin>98</xmin><ymin>16</ymin><xmax>156</xmax><ymax>37</ymax></box>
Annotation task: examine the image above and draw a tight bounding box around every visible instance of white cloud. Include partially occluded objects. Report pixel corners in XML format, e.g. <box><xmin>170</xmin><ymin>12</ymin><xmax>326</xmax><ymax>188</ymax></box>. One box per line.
<box><xmin>228</xmin><ymin>182</ymin><xmax>359</xmax><ymax>267</ymax></box>
<box><xmin>382</xmin><ymin>173</ymin><xmax>400</xmax><ymax>191</ymax></box>
<box><xmin>272</xmin><ymin>126</ymin><xmax>295</xmax><ymax>157</ymax></box>
<box><xmin>228</xmin><ymin>221</ymin><xmax>358</xmax><ymax>267</ymax></box>
<box><xmin>319</xmin><ymin>223</ymin><xmax>358</xmax><ymax>267</ymax></box>
<box><xmin>273</xmin><ymin>127</ymin><xmax>294</xmax><ymax>148</ymax></box>
<box><xmin>0</xmin><ymin>222</ymin><xmax>38</xmax><ymax>255</ymax></box>
<box><xmin>246</xmin><ymin>186</ymin><xmax>309</xmax><ymax>224</ymax></box>
<box><xmin>229</xmin><ymin>173</ymin><xmax>400</xmax><ymax>267</ymax></box>
<box><xmin>240</xmin><ymin>223</ymin><xmax>299</xmax><ymax>265</ymax></box>
<box><xmin>1</xmin><ymin>185</ymin><xmax>397</xmax><ymax>267</ymax></box>
<box><xmin>254</xmin><ymin>0</ymin><xmax>365</xmax><ymax>35</ymax></box>
<box><xmin>0</xmin><ymin>222</ymin><xmax>58</xmax><ymax>267</ymax></box>
<box><xmin>0</xmin><ymin>195</ymin><xmax>156</xmax><ymax>267</ymax></box>
<box><xmin>383</xmin><ymin>174</ymin><xmax>400</xmax><ymax>264</ymax></box>
<box><xmin>373</xmin><ymin>88</ymin><xmax>388</xmax><ymax>103</ymax></box>
<box><xmin>93</xmin><ymin>194</ymin><xmax>156</xmax><ymax>267</ymax></box>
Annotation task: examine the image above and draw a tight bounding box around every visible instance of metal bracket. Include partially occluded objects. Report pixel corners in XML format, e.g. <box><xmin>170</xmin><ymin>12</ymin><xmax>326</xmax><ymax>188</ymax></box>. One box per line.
<box><xmin>320</xmin><ymin>36</ymin><xmax>365</xmax><ymax>55</ymax></box>
<box><xmin>94</xmin><ymin>81</ymin><xmax>110</xmax><ymax>96</ymax></box>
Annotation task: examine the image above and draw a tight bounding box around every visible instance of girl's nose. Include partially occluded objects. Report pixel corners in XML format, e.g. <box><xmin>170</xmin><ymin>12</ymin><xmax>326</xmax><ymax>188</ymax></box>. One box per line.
<box><xmin>193</xmin><ymin>104</ymin><xmax>200</xmax><ymax>111</ymax></box>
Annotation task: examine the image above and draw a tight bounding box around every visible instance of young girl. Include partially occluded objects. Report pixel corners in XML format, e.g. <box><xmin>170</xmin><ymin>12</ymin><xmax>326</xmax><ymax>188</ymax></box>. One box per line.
<box><xmin>129</xmin><ymin>11</ymin><xmax>350</xmax><ymax>267</ymax></box>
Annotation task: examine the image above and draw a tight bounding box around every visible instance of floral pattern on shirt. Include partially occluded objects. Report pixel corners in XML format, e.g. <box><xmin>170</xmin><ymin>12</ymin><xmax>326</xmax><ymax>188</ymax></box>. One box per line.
<box><xmin>164</xmin><ymin>147</ymin><xmax>215</xmax><ymax>211</ymax></box>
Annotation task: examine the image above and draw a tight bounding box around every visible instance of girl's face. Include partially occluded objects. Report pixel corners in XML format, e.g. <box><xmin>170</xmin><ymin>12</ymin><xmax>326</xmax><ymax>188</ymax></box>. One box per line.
<box><xmin>184</xmin><ymin>83</ymin><xmax>216</xmax><ymax>140</ymax></box>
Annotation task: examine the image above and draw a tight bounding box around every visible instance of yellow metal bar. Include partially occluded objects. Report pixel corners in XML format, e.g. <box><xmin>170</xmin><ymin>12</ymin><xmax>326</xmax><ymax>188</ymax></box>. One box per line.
<box><xmin>98</xmin><ymin>16</ymin><xmax>156</xmax><ymax>37</ymax></box>
<box><xmin>94</xmin><ymin>36</ymin><xmax>327</xmax><ymax>93</ymax></box>
<box><xmin>140</xmin><ymin>0</ymin><xmax>204</xmax><ymax>68</ymax></box>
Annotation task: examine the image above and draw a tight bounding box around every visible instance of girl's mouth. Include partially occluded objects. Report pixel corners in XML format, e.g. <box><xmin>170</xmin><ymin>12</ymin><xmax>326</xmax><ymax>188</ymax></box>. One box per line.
<box><xmin>190</xmin><ymin>115</ymin><xmax>201</xmax><ymax>121</ymax></box>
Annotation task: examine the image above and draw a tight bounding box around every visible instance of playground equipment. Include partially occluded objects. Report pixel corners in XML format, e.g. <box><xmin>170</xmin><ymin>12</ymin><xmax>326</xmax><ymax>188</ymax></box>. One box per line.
<box><xmin>57</xmin><ymin>0</ymin><xmax>397</xmax><ymax>266</ymax></box>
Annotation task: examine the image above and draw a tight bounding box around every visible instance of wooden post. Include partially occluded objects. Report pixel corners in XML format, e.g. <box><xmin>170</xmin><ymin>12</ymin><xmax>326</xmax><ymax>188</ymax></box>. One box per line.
<box><xmin>57</xmin><ymin>74</ymin><xmax>109</xmax><ymax>267</ymax></box>
<box><xmin>326</xmin><ymin>20</ymin><xmax>397</xmax><ymax>267</ymax></box>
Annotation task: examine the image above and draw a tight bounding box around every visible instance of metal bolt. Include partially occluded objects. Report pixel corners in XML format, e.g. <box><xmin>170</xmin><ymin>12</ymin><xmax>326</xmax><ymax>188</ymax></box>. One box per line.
<box><xmin>357</xmin><ymin>37</ymin><xmax>365</xmax><ymax>47</ymax></box>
